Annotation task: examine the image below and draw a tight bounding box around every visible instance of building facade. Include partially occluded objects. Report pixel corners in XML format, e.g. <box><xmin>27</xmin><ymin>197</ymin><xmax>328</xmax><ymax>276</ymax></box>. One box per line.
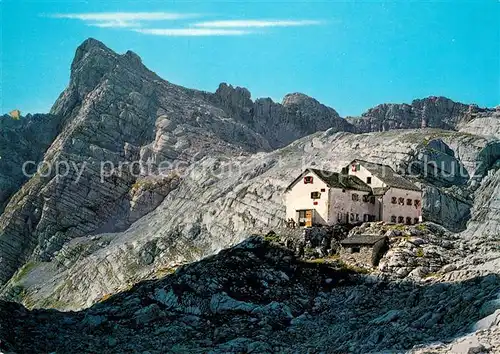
<box><xmin>285</xmin><ymin>160</ymin><xmax>422</xmax><ymax>227</ymax></box>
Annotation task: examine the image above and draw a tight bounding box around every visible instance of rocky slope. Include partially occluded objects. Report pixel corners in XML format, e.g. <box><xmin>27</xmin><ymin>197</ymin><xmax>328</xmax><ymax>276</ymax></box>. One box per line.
<box><xmin>2</xmin><ymin>127</ymin><xmax>497</xmax><ymax>311</ymax></box>
<box><xmin>1</xmin><ymin>235</ymin><xmax>499</xmax><ymax>353</ymax></box>
<box><xmin>458</xmin><ymin>110</ymin><xmax>500</xmax><ymax>140</ymax></box>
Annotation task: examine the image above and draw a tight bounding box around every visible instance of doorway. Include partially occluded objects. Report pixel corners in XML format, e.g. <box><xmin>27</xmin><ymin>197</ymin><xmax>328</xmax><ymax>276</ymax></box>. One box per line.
<box><xmin>297</xmin><ymin>209</ymin><xmax>313</xmax><ymax>227</ymax></box>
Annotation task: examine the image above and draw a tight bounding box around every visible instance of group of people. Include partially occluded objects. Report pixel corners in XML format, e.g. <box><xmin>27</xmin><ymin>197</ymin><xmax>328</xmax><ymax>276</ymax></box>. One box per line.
<box><xmin>286</xmin><ymin>218</ymin><xmax>297</xmax><ymax>229</ymax></box>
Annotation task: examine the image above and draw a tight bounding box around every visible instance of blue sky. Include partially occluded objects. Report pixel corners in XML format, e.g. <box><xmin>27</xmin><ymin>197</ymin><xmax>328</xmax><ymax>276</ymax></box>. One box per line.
<box><xmin>1</xmin><ymin>0</ymin><xmax>498</xmax><ymax>117</ymax></box>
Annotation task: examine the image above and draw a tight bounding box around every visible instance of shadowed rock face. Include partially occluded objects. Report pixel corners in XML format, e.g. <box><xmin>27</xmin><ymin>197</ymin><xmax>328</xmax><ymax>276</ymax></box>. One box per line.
<box><xmin>1</xmin><ymin>237</ymin><xmax>499</xmax><ymax>353</ymax></box>
<box><xmin>0</xmin><ymin>113</ymin><xmax>63</xmax><ymax>213</ymax></box>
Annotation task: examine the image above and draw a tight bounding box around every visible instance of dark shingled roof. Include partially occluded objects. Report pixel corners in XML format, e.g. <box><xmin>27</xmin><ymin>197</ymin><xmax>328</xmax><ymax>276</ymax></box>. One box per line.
<box><xmin>309</xmin><ymin>169</ymin><xmax>372</xmax><ymax>192</ymax></box>
<box><xmin>372</xmin><ymin>187</ymin><xmax>390</xmax><ymax>196</ymax></box>
<box><xmin>285</xmin><ymin>168</ymin><xmax>372</xmax><ymax>192</ymax></box>
<box><xmin>340</xmin><ymin>234</ymin><xmax>387</xmax><ymax>246</ymax></box>
<box><xmin>351</xmin><ymin>159</ymin><xmax>421</xmax><ymax>191</ymax></box>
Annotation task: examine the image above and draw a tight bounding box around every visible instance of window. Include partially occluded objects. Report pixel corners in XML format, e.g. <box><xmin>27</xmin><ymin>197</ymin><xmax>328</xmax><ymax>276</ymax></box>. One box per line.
<box><xmin>414</xmin><ymin>217</ymin><xmax>419</xmax><ymax>224</ymax></box>
<box><xmin>362</xmin><ymin>195</ymin><xmax>369</xmax><ymax>202</ymax></box>
<box><xmin>311</xmin><ymin>191</ymin><xmax>321</xmax><ymax>199</ymax></box>
<box><xmin>391</xmin><ymin>197</ymin><xmax>397</xmax><ymax>204</ymax></box>
<box><xmin>320</xmin><ymin>188</ymin><xmax>326</xmax><ymax>192</ymax></box>
<box><xmin>398</xmin><ymin>216</ymin><xmax>404</xmax><ymax>223</ymax></box>
<box><xmin>414</xmin><ymin>200</ymin><xmax>421</xmax><ymax>208</ymax></box>
<box><xmin>406</xmin><ymin>217</ymin><xmax>412</xmax><ymax>225</ymax></box>
<box><xmin>364</xmin><ymin>214</ymin><xmax>369</xmax><ymax>222</ymax></box>
<box><xmin>352</xmin><ymin>193</ymin><xmax>359</xmax><ymax>201</ymax></box>
<box><xmin>407</xmin><ymin>199</ymin><xmax>412</xmax><ymax>206</ymax></box>
<box><xmin>369</xmin><ymin>215</ymin><xmax>376</xmax><ymax>222</ymax></box>
<box><xmin>304</xmin><ymin>176</ymin><xmax>313</xmax><ymax>184</ymax></box>
<box><xmin>370</xmin><ymin>196</ymin><xmax>375</xmax><ymax>204</ymax></box>
<box><xmin>350</xmin><ymin>213</ymin><xmax>354</xmax><ymax>222</ymax></box>
<box><xmin>356</xmin><ymin>214</ymin><xmax>360</xmax><ymax>221</ymax></box>
<box><xmin>391</xmin><ymin>215</ymin><xmax>397</xmax><ymax>223</ymax></box>
<box><xmin>398</xmin><ymin>197</ymin><xmax>405</xmax><ymax>205</ymax></box>
<box><xmin>366</xmin><ymin>177</ymin><xmax>372</xmax><ymax>184</ymax></box>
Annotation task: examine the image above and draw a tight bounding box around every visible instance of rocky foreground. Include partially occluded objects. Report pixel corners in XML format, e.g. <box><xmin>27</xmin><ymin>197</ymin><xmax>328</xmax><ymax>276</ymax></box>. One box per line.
<box><xmin>1</xmin><ymin>228</ymin><xmax>499</xmax><ymax>353</ymax></box>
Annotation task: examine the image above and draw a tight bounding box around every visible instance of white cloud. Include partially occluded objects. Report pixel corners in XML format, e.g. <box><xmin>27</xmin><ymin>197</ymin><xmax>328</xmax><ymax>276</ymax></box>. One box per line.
<box><xmin>51</xmin><ymin>12</ymin><xmax>196</xmax><ymax>21</ymax></box>
<box><xmin>88</xmin><ymin>21</ymin><xmax>142</xmax><ymax>28</ymax></box>
<box><xmin>48</xmin><ymin>12</ymin><xmax>324</xmax><ymax>34</ymax></box>
<box><xmin>135</xmin><ymin>28</ymin><xmax>251</xmax><ymax>36</ymax></box>
<box><xmin>49</xmin><ymin>12</ymin><xmax>197</xmax><ymax>28</ymax></box>
<box><xmin>193</xmin><ymin>20</ymin><xmax>323</xmax><ymax>28</ymax></box>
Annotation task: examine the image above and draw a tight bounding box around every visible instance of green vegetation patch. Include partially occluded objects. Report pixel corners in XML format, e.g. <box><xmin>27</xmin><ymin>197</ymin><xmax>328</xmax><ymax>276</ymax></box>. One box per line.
<box><xmin>263</xmin><ymin>232</ymin><xmax>281</xmax><ymax>243</ymax></box>
<box><xmin>11</xmin><ymin>261</ymin><xmax>38</xmax><ymax>283</ymax></box>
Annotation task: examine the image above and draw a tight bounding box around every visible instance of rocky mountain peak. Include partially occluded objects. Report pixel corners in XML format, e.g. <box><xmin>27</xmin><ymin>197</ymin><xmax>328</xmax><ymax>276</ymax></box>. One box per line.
<box><xmin>71</xmin><ymin>38</ymin><xmax>117</xmax><ymax>71</ymax></box>
<box><xmin>69</xmin><ymin>39</ymin><xmax>151</xmax><ymax>91</ymax></box>
<box><xmin>281</xmin><ymin>92</ymin><xmax>318</xmax><ymax>107</ymax></box>
<box><xmin>77</xmin><ymin>37</ymin><xmax>111</xmax><ymax>51</ymax></box>
<box><xmin>123</xmin><ymin>50</ymin><xmax>142</xmax><ymax>66</ymax></box>
<box><xmin>280</xmin><ymin>92</ymin><xmax>344</xmax><ymax>126</ymax></box>
<box><xmin>52</xmin><ymin>38</ymin><xmax>156</xmax><ymax>117</ymax></box>
<box><xmin>214</xmin><ymin>82</ymin><xmax>253</xmax><ymax>110</ymax></box>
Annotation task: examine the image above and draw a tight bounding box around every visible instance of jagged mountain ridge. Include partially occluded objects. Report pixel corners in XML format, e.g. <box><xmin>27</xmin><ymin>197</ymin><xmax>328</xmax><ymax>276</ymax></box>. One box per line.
<box><xmin>346</xmin><ymin>97</ymin><xmax>499</xmax><ymax>136</ymax></box>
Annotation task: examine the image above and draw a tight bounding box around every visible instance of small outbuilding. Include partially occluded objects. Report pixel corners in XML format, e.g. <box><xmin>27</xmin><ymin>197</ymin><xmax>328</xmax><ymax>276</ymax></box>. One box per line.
<box><xmin>340</xmin><ymin>234</ymin><xmax>389</xmax><ymax>266</ymax></box>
